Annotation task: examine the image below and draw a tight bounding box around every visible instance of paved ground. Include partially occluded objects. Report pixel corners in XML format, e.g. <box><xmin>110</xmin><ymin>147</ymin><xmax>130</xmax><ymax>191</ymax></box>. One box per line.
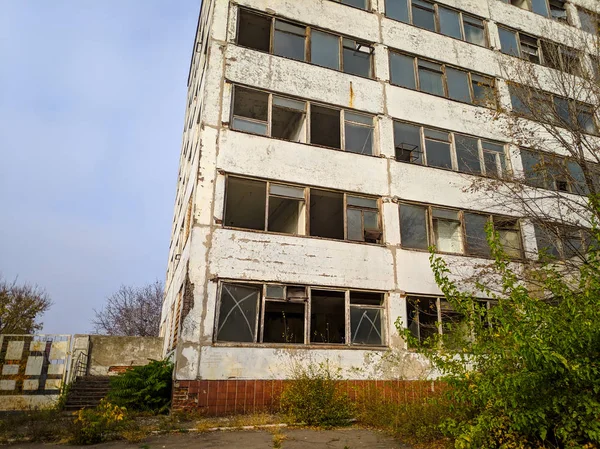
<box><xmin>6</xmin><ymin>428</ymin><xmax>411</xmax><ymax>449</ymax></box>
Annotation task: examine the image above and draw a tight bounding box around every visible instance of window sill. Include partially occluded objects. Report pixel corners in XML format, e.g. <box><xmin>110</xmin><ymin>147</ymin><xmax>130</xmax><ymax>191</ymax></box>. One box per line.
<box><xmin>220</xmin><ymin>225</ymin><xmax>386</xmax><ymax>248</ymax></box>
<box><xmin>212</xmin><ymin>342</ymin><xmax>388</xmax><ymax>351</ymax></box>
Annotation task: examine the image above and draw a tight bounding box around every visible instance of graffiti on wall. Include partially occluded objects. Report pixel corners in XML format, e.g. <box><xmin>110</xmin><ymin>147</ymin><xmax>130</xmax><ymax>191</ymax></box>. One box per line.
<box><xmin>0</xmin><ymin>335</ymin><xmax>70</xmax><ymax>396</ymax></box>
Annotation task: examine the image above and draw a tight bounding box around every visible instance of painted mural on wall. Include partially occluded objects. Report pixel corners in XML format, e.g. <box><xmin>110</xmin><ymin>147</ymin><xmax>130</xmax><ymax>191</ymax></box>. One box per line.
<box><xmin>0</xmin><ymin>334</ymin><xmax>70</xmax><ymax>396</ymax></box>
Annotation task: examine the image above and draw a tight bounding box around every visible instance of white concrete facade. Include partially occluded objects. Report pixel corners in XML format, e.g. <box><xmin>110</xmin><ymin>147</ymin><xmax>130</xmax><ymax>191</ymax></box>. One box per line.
<box><xmin>161</xmin><ymin>0</ymin><xmax>599</xmax><ymax>381</ymax></box>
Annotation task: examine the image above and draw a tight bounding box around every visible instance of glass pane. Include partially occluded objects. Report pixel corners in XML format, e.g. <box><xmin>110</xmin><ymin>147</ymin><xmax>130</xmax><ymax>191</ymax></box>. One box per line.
<box><xmin>263</xmin><ymin>301</ymin><xmax>305</xmax><ymax>344</ymax></box>
<box><xmin>472</xmin><ymin>75</ymin><xmax>495</xmax><ymax>107</ymax></box>
<box><xmin>364</xmin><ymin>211</ymin><xmax>379</xmax><ymax>230</ymax></box>
<box><xmin>347</xmin><ymin>208</ymin><xmax>364</xmax><ymax>241</ymax></box>
<box><xmin>464</xmin><ymin>213</ymin><xmax>490</xmax><ymax>257</ymax></box>
<box><xmin>418</xmin><ymin>65</ymin><xmax>444</xmax><ymax>96</ymax></box>
<box><xmin>531</xmin><ymin>0</ymin><xmax>549</xmax><ymax>16</ymax></box>
<box><xmin>446</xmin><ymin>68</ymin><xmax>471</xmax><ymax>103</ymax></box>
<box><xmin>274</xmin><ymin>23</ymin><xmax>306</xmax><ymax>61</ymax></box>
<box><xmin>217</xmin><ymin>284</ymin><xmax>260</xmax><ymax>342</ymax></box>
<box><xmin>351</xmin><ymin>308</ymin><xmax>383</xmax><ymax>345</ymax></box>
<box><xmin>275</xmin><ymin>21</ymin><xmax>305</xmax><ymax>34</ymax></box>
<box><xmin>432</xmin><ymin>208</ymin><xmax>459</xmax><ymax>220</ymax></box>
<box><xmin>266</xmin><ymin>285</ymin><xmax>285</xmax><ymax>298</ymax></box>
<box><xmin>499</xmin><ymin>229</ymin><xmax>522</xmax><ymax>258</ymax></box>
<box><xmin>273</xmin><ymin>96</ymin><xmax>305</xmax><ymax>111</ymax></box>
<box><xmin>400</xmin><ymin>204</ymin><xmax>428</xmax><ymax>249</ymax></box>
<box><xmin>433</xmin><ymin>217</ymin><xmax>463</xmax><ymax>253</ymax></box>
<box><xmin>232</xmin><ymin>117</ymin><xmax>268</xmax><ymax>135</ymax></box>
<box><xmin>348</xmin><ymin>196</ymin><xmax>378</xmax><ymax>208</ymax></box>
<box><xmin>270</xmin><ymin>184</ymin><xmax>305</xmax><ymax>198</ymax></box>
<box><xmin>424</xmin><ymin>128</ymin><xmax>449</xmax><ymax>141</ymax></box>
<box><xmin>554</xmin><ymin>97</ymin><xmax>571</xmax><ymax>125</ymax></box>
<box><xmin>578</xmin><ymin>110</ymin><xmax>597</xmax><ymax>134</ymax></box>
<box><xmin>310</xmin><ymin>290</ymin><xmax>346</xmax><ymax>344</ymax></box>
<box><xmin>521</xmin><ymin>150</ymin><xmax>547</xmax><ymax>188</ymax></box>
<box><xmin>233</xmin><ymin>87</ymin><xmax>268</xmax><ymax>121</ymax></box>
<box><xmin>311</xmin><ymin>105</ymin><xmax>341</xmax><ymax>149</ymax></box>
<box><xmin>567</xmin><ymin>161</ymin><xmax>589</xmax><ymax>195</ymax></box>
<box><xmin>342</xmin><ymin>0</ymin><xmax>368</xmax><ymax>9</ymax></box>
<box><xmin>390</xmin><ymin>53</ymin><xmax>416</xmax><ymax>89</ymax></box>
<box><xmin>439</xmin><ymin>7</ymin><xmax>462</xmax><ymax>39</ymax></box>
<box><xmin>579</xmin><ymin>9</ymin><xmax>598</xmax><ymax>35</ymax></box>
<box><xmin>394</xmin><ymin>122</ymin><xmax>422</xmax><ymax>163</ymax></box>
<box><xmin>345</xmin><ymin>122</ymin><xmax>374</xmax><ymax>154</ymax></box>
<box><xmin>225</xmin><ymin>177</ymin><xmax>267</xmax><ymax>230</ymax></box>
<box><xmin>509</xmin><ymin>85</ymin><xmax>531</xmax><ymax>115</ymax></box>
<box><xmin>385</xmin><ymin>0</ymin><xmax>409</xmax><ymax>22</ymax></box>
<box><xmin>311</xmin><ymin>30</ymin><xmax>340</xmax><ymax>70</ymax></box>
<box><xmin>499</xmin><ymin>28</ymin><xmax>519</xmax><ymax>56</ymax></box>
<box><xmin>534</xmin><ymin>225</ymin><xmax>561</xmax><ymax>259</ymax></box>
<box><xmin>268</xmin><ymin>197</ymin><xmax>305</xmax><ymax>234</ymax></box>
<box><xmin>455</xmin><ymin>134</ymin><xmax>481</xmax><ymax>174</ymax></box>
<box><xmin>426</xmin><ymin>140</ymin><xmax>452</xmax><ymax>169</ymax></box>
<box><xmin>412</xmin><ymin>1</ymin><xmax>436</xmax><ymax>31</ymax></box>
<box><xmin>463</xmin><ymin>16</ymin><xmax>486</xmax><ymax>46</ymax></box>
<box><xmin>484</xmin><ymin>152</ymin><xmax>499</xmax><ymax>177</ymax></box>
<box><xmin>343</xmin><ymin>45</ymin><xmax>372</xmax><ymax>77</ymax></box>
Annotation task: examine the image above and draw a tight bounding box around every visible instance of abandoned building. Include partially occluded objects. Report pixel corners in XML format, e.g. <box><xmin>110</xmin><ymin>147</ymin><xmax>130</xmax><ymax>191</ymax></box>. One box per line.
<box><xmin>160</xmin><ymin>0</ymin><xmax>599</xmax><ymax>410</ymax></box>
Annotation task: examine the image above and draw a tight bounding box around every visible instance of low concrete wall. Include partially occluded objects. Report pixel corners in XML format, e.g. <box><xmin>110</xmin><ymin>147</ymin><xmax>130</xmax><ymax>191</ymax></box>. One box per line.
<box><xmin>88</xmin><ymin>336</ymin><xmax>163</xmax><ymax>376</ymax></box>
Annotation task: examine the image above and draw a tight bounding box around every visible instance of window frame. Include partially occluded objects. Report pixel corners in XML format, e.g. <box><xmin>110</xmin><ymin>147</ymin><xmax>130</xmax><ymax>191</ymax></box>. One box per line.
<box><xmin>393</xmin><ymin>120</ymin><xmax>510</xmax><ymax>178</ymax></box>
<box><xmin>533</xmin><ymin>224</ymin><xmax>588</xmax><ymax>260</ymax></box>
<box><xmin>388</xmin><ymin>50</ymin><xmax>496</xmax><ymax>107</ymax></box>
<box><xmin>223</xmin><ymin>175</ymin><xmax>384</xmax><ymax>244</ymax></box>
<box><xmin>214</xmin><ymin>281</ymin><xmax>388</xmax><ymax>348</ymax></box>
<box><xmin>236</xmin><ymin>8</ymin><xmax>375</xmax><ymax>79</ymax></box>
<box><xmin>230</xmin><ymin>85</ymin><xmax>377</xmax><ymax>155</ymax></box>
<box><xmin>398</xmin><ymin>202</ymin><xmax>524</xmax><ymax>259</ymax></box>
<box><xmin>328</xmin><ymin>0</ymin><xmax>370</xmax><ymax>11</ymax></box>
<box><xmin>500</xmin><ymin>0</ymin><xmax>568</xmax><ymax>22</ymax></box>
<box><xmin>384</xmin><ymin>0</ymin><xmax>489</xmax><ymax>48</ymax></box>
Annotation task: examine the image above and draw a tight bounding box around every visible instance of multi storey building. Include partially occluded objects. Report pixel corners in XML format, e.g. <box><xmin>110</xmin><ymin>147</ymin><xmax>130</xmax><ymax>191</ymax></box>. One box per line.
<box><xmin>161</xmin><ymin>0</ymin><xmax>600</xmax><ymax>410</ymax></box>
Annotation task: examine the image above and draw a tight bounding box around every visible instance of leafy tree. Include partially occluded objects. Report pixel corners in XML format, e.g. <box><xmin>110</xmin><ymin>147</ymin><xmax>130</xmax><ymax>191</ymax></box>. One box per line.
<box><xmin>92</xmin><ymin>281</ymin><xmax>163</xmax><ymax>337</ymax></box>
<box><xmin>401</xmin><ymin>225</ymin><xmax>600</xmax><ymax>449</ymax></box>
<box><xmin>0</xmin><ymin>276</ymin><xmax>52</xmax><ymax>334</ymax></box>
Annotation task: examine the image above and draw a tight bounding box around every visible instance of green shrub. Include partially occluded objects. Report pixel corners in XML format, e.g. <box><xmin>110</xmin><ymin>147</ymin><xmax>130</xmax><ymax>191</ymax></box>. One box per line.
<box><xmin>402</xmin><ymin>224</ymin><xmax>600</xmax><ymax>449</ymax></box>
<box><xmin>69</xmin><ymin>399</ymin><xmax>128</xmax><ymax>445</ymax></box>
<box><xmin>280</xmin><ymin>361</ymin><xmax>354</xmax><ymax>427</ymax></box>
<box><xmin>107</xmin><ymin>359</ymin><xmax>173</xmax><ymax>414</ymax></box>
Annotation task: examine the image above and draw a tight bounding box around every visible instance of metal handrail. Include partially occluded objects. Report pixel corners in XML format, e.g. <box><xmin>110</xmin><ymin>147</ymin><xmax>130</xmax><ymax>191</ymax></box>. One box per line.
<box><xmin>74</xmin><ymin>351</ymin><xmax>88</xmax><ymax>379</ymax></box>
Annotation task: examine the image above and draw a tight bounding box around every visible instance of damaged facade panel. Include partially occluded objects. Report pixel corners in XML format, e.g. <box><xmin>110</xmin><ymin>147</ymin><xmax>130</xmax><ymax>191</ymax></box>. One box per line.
<box><xmin>162</xmin><ymin>0</ymin><xmax>597</xmax><ymax>388</ymax></box>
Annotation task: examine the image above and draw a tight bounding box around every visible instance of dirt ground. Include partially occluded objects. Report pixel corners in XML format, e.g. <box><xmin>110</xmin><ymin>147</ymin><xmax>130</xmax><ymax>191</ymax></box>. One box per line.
<box><xmin>5</xmin><ymin>428</ymin><xmax>412</xmax><ymax>449</ymax></box>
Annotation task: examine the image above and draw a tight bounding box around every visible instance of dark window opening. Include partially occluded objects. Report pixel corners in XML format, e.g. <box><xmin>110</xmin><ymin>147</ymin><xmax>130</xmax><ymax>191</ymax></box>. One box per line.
<box><xmin>225</xmin><ymin>178</ymin><xmax>266</xmax><ymax>230</ymax></box>
<box><xmin>310</xmin><ymin>190</ymin><xmax>345</xmax><ymax>239</ymax></box>
<box><xmin>271</xmin><ymin>96</ymin><xmax>306</xmax><ymax>142</ymax></box>
<box><xmin>232</xmin><ymin>87</ymin><xmax>269</xmax><ymax>135</ymax></box>
<box><xmin>311</xmin><ymin>105</ymin><xmax>341</xmax><ymax>148</ymax></box>
<box><xmin>237</xmin><ymin>10</ymin><xmax>271</xmax><ymax>52</ymax></box>
<box><xmin>407</xmin><ymin>297</ymin><xmax>438</xmax><ymax>347</ymax></box>
<box><xmin>263</xmin><ymin>301</ymin><xmax>305</xmax><ymax>343</ymax></box>
<box><xmin>310</xmin><ymin>290</ymin><xmax>346</xmax><ymax>344</ymax></box>
<box><xmin>394</xmin><ymin>122</ymin><xmax>422</xmax><ymax>163</ymax></box>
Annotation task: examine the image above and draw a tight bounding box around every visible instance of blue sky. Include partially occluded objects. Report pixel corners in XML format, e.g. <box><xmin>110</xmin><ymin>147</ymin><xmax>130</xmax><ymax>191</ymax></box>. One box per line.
<box><xmin>0</xmin><ymin>1</ymin><xmax>200</xmax><ymax>334</ymax></box>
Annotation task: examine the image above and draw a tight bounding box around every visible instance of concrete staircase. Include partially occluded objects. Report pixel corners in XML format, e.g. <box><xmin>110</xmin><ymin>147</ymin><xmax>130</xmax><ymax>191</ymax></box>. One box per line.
<box><xmin>64</xmin><ymin>376</ymin><xmax>111</xmax><ymax>411</ymax></box>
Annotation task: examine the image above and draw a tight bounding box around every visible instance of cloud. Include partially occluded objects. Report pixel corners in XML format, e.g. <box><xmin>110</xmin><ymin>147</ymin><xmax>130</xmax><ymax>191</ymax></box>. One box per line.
<box><xmin>0</xmin><ymin>0</ymin><xmax>200</xmax><ymax>334</ymax></box>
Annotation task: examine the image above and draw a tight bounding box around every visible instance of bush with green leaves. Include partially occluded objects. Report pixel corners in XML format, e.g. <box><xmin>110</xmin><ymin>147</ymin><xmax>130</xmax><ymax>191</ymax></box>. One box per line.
<box><xmin>107</xmin><ymin>359</ymin><xmax>173</xmax><ymax>414</ymax></box>
<box><xmin>280</xmin><ymin>360</ymin><xmax>354</xmax><ymax>427</ymax></box>
<box><xmin>401</xmin><ymin>223</ymin><xmax>600</xmax><ymax>449</ymax></box>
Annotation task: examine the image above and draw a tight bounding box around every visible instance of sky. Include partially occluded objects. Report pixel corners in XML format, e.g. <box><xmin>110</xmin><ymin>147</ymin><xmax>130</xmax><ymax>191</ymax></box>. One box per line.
<box><xmin>0</xmin><ymin>1</ymin><xmax>201</xmax><ymax>334</ymax></box>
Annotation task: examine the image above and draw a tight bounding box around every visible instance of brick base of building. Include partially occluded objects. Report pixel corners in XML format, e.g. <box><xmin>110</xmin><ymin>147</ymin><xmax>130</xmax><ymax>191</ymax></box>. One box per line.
<box><xmin>172</xmin><ymin>379</ymin><xmax>442</xmax><ymax>416</ymax></box>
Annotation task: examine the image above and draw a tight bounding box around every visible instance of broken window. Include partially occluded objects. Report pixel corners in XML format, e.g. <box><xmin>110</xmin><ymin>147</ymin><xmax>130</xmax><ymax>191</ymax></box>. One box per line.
<box><xmin>393</xmin><ymin>122</ymin><xmax>422</xmax><ymax>163</ymax></box>
<box><xmin>495</xmin><ymin>218</ymin><xmax>522</xmax><ymax>258</ymax></box>
<box><xmin>311</xmin><ymin>105</ymin><xmax>341</xmax><ymax>149</ymax></box>
<box><xmin>350</xmin><ymin>292</ymin><xmax>384</xmax><ymax>345</ymax></box>
<box><xmin>432</xmin><ymin>208</ymin><xmax>463</xmax><ymax>253</ymax></box>
<box><xmin>225</xmin><ymin>177</ymin><xmax>266</xmax><ymax>230</ymax></box>
<box><xmin>418</xmin><ymin>60</ymin><xmax>444</xmax><ymax>96</ymax></box>
<box><xmin>482</xmin><ymin>141</ymin><xmax>506</xmax><ymax>177</ymax></box>
<box><xmin>455</xmin><ymin>134</ymin><xmax>481</xmax><ymax>175</ymax></box>
<box><xmin>271</xmin><ymin>96</ymin><xmax>307</xmax><ymax>142</ymax></box>
<box><xmin>311</xmin><ymin>30</ymin><xmax>340</xmax><ymax>70</ymax></box>
<box><xmin>347</xmin><ymin>196</ymin><xmax>381</xmax><ymax>243</ymax></box>
<box><xmin>344</xmin><ymin>112</ymin><xmax>374</xmax><ymax>155</ymax></box>
<box><xmin>424</xmin><ymin>129</ymin><xmax>452</xmax><ymax>169</ymax></box>
<box><xmin>310</xmin><ymin>189</ymin><xmax>345</xmax><ymax>240</ymax></box>
<box><xmin>310</xmin><ymin>290</ymin><xmax>346</xmax><ymax>344</ymax></box>
<box><xmin>471</xmin><ymin>75</ymin><xmax>495</xmax><ymax>107</ymax></box>
<box><xmin>237</xmin><ymin>10</ymin><xmax>271</xmax><ymax>52</ymax></box>
<box><xmin>463</xmin><ymin>15</ymin><xmax>486</xmax><ymax>46</ymax></box>
<box><xmin>216</xmin><ymin>283</ymin><xmax>261</xmax><ymax>342</ymax></box>
<box><xmin>439</xmin><ymin>299</ymin><xmax>467</xmax><ymax>349</ymax></box>
<box><xmin>399</xmin><ymin>203</ymin><xmax>429</xmax><ymax>250</ymax></box>
<box><xmin>274</xmin><ymin>20</ymin><xmax>306</xmax><ymax>62</ymax></box>
<box><xmin>342</xmin><ymin>39</ymin><xmax>373</xmax><ymax>78</ymax></box>
<box><xmin>520</xmin><ymin>34</ymin><xmax>540</xmax><ymax>64</ymax></box>
<box><xmin>549</xmin><ymin>0</ymin><xmax>567</xmax><ymax>22</ymax></box>
<box><xmin>407</xmin><ymin>297</ymin><xmax>439</xmax><ymax>347</ymax></box>
<box><xmin>464</xmin><ymin>213</ymin><xmax>491</xmax><ymax>257</ymax></box>
<box><xmin>268</xmin><ymin>184</ymin><xmax>306</xmax><ymax>235</ymax></box>
<box><xmin>262</xmin><ymin>285</ymin><xmax>306</xmax><ymax>344</ymax></box>
<box><xmin>232</xmin><ymin>87</ymin><xmax>269</xmax><ymax>136</ymax></box>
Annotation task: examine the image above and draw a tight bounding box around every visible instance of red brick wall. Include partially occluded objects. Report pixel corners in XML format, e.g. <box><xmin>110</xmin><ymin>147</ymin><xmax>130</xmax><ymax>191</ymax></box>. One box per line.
<box><xmin>172</xmin><ymin>379</ymin><xmax>442</xmax><ymax>416</ymax></box>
